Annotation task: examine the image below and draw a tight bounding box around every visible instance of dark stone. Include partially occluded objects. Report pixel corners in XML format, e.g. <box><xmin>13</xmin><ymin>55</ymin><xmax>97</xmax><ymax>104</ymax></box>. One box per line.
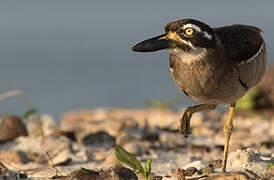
<box><xmin>82</xmin><ymin>131</ymin><xmax>115</xmax><ymax>149</ymax></box>
<box><xmin>100</xmin><ymin>166</ymin><xmax>138</xmax><ymax>180</ymax></box>
<box><xmin>57</xmin><ymin>166</ymin><xmax>138</xmax><ymax>180</ymax></box>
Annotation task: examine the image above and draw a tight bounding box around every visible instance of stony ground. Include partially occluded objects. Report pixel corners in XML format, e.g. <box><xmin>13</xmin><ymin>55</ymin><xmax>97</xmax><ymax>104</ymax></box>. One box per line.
<box><xmin>1</xmin><ymin>66</ymin><xmax>274</xmax><ymax>180</ymax></box>
<box><xmin>0</xmin><ymin>107</ymin><xmax>273</xmax><ymax>180</ymax></box>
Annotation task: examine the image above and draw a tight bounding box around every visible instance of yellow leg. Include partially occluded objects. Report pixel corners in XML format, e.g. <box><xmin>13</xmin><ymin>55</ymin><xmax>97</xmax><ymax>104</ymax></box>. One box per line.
<box><xmin>180</xmin><ymin>104</ymin><xmax>217</xmax><ymax>137</ymax></box>
<box><xmin>222</xmin><ymin>103</ymin><xmax>236</xmax><ymax>173</ymax></box>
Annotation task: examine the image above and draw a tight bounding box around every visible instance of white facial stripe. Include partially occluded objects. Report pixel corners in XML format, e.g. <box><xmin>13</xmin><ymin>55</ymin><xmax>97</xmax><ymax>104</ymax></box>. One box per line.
<box><xmin>181</xmin><ymin>39</ymin><xmax>196</xmax><ymax>50</ymax></box>
<box><xmin>183</xmin><ymin>24</ymin><xmax>201</xmax><ymax>32</ymax></box>
<box><xmin>183</xmin><ymin>23</ymin><xmax>212</xmax><ymax>40</ymax></box>
<box><xmin>181</xmin><ymin>39</ymin><xmax>188</xmax><ymax>45</ymax></box>
<box><xmin>187</xmin><ymin>41</ymin><xmax>195</xmax><ymax>49</ymax></box>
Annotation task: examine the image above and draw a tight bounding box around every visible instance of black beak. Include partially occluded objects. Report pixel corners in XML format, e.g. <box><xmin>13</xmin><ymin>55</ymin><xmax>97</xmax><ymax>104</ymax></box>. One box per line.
<box><xmin>132</xmin><ymin>33</ymin><xmax>174</xmax><ymax>52</ymax></box>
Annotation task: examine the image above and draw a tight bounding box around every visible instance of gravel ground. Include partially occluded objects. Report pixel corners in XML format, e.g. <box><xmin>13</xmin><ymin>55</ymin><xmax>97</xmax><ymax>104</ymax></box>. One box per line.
<box><xmin>0</xmin><ymin>107</ymin><xmax>273</xmax><ymax>179</ymax></box>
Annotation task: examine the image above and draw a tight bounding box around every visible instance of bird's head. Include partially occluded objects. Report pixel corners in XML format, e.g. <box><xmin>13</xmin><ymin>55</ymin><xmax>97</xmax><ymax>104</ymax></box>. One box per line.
<box><xmin>132</xmin><ymin>19</ymin><xmax>217</xmax><ymax>54</ymax></box>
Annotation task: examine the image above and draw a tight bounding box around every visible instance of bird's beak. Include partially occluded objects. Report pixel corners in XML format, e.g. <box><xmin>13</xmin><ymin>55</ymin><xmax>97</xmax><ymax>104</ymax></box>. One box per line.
<box><xmin>132</xmin><ymin>32</ymin><xmax>181</xmax><ymax>52</ymax></box>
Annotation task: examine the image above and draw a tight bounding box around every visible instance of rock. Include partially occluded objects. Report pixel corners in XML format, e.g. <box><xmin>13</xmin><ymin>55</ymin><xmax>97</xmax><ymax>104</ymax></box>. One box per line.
<box><xmin>189</xmin><ymin>144</ymin><xmax>211</xmax><ymax>157</ymax></box>
<box><xmin>61</xmin><ymin>167</ymin><xmax>100</xmax><ymax>180</ymax></box>
<box><xmin>93</xmin><ymin>149</ymin><xmax>108</xmax><ymax>161</ymax></box>
<box><xmin>141</xmin><ymin>127</ymin><xmax>159</xmax><ymax>143</ymax></box>
<box><xmin>227</xmin><ymin>148</ymin><xmax>273</xmax><ymax>176</ymax></box>
<box><xmin>50</xmin><ymin>149</ymin><xmax>72</xmax><ymax>166</ymax></box>
<box><xmin>183</xmin><ymin>160</ymin><xmax>207</xmax><ymax>172</ymax></box>
<box><xmin>159</xmin><ymin>132</ymin><xmax>186</xmax><ymax>148</ymax></box>
<box><xmin>0</xmin><ymin>136</ymin><xmax>41</xmax><ymax>153</ymax></box>
<box><xmin>151</xmin><ymin>176</ymin><xmax>163</xmax><ymax>180</ymax></box>
<box><xmin>55</xmin><ymin>130</ymin><xmax>77</xmax><ymax>142</ymax></box>
<box><xmin>123</xmin><ymin>142</ymin><xmax>144</xmax><ymax>156</ymax></box>
<box><xmin>201</xmin><ymin>164</ymin><xmax>215</xmax><ymax>175</ymax></box>
<box><xmin>116</xmin><ymin>134</ymin><xmax>137</xmax><ymax>146</ymax></box>
<box><xmin>205</xmin><ymin>160</ymin><xmax>222</xmax><ymax>169</ymax></box>
<box><xmin>60</xmin><ymin>108</ymin><xmax>180</xmax><ymax>134</ymax></box>
<box><xmin>40</xmin><ymin>135</ymin><xmax>71</xmax><ymax>158</ymax></box>
<box><xmin>0</xmin><ymin>151</ymin><xmax>31</xmax><ymax>164</ymax></box>
<box><xmin>170</xmin><ymin>167</ymin><xmax>198</xmax><ymax>179</ymax></box>
<box><xmin>204</xmin><ymin>172</ymin><xmax>251</xmax><ymax>180</ymax></box>
<box><xmin>100</xmin><ymin>165</ymin><xmax>138</xmax><ymax>180</ymax></box>
<box><xmin>80</xmin><ymin>131</ymin><xmax>115</xmax><ymax>149</ymax></box>
<box><xmin>228</xmin><ymin>143</ymin><xmax>246</xmax><ymax>153</ymax></box>
<box><xmin>0</xmin><ymin>115</ymin><xmax>28</xmax><ymax>142</ymax></box>
<box><xmin>40</xmin><ymin>114</ymin><xmax>58</xmax><ymax>136</ymax></box>
<box><xmin>104</xmin><ymin>149</ymin><xmax>119</xmax><ymax>166</ymax></box>
<box><xmin>191</xmin><ymin>111</ymin><xmax>222</xmax><ymax>136</ymax></box>
<box><xmin>26</xmin><ymin>114</ymin><xmax>57</xmax><ymax>137</ymax></box>
<box><xmin>60</xmin><ymin>108</ymin><xmax>137</xmax><ymax>137</ymax></box>
<box><xmin>58</xmin><ymin>166</ymin><xmax>138</xmax><ymax>180</ymax></box>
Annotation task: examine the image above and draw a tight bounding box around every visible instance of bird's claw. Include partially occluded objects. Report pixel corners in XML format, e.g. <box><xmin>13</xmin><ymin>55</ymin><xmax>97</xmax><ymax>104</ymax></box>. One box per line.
<box><xmin>180</xmin><ymin>109</ymin><xmax>192</xmax><ymax>137</ymax></box>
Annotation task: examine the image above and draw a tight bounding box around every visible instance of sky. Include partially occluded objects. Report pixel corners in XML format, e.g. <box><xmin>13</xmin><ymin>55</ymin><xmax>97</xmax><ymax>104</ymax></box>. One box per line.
<box><xmin>0</xmin><ymin>0</ymin><xmax>273</xmax><ymax>119</ymax></box>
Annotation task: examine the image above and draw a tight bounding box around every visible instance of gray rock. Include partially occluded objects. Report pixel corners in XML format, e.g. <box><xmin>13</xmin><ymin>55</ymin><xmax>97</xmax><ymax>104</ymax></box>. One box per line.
<box><xmin>81</xmin><ymin>131</ymin><xmax>115</xmax><ymax>150</ymax></box>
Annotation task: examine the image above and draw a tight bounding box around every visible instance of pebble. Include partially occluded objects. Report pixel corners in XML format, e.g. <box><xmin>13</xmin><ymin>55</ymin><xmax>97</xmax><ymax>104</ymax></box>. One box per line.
<box><xmin>0</xmin><ymin>115</ymin><xmax>28</xmax><ymax>142</ymax></box>
<box><xmin>104</xmin><ymin>149</ymin><xmax>119</xmax><ymax>166</ymax></box>
<box><xmin>124</xmin><ymin>142</ymin><xmax>144</xmax><ymax>156</ymax></box>
<box><xmin>40</xmin><ymin>135</ymin><xmax>71</xmax><ymax>157</ymax></box>
<box><xmin>0</xmin><ymin>151</ymin><xmax>31</xmax><ymax>164</ymax></box>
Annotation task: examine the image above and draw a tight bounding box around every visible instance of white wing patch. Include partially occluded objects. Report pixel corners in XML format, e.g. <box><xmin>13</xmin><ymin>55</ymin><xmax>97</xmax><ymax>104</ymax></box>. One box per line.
<box><xmin>239</xmin><ymin>42</ymin><xmax>264</xmax><ymax>65</ymax></box>
<box><xmin>203</xmin><ymin>32</ymin><xmax>212</xmax><ymax>40</ymax></box>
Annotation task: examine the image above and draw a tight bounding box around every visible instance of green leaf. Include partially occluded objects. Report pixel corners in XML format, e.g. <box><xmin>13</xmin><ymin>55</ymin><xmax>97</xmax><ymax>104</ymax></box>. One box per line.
<box><xmin>236</xmin><ymin>87</ymin><xmax>262</xmax><ymax>110</ymax></box>
<box><xmin>265</xmin><ymin>163</ymin><xmax>273</xmax><ymax>170</ymax></box>
<box><xmin>114</xmin><ymin>145</ymin><xmax>144</xmax><ymax>175</ymax></box>
<box><xmin>144</xmin><ymin>158</ymin><xmax>152</xmax><ymax>179</ymax></box>
<box><xmin>22</xmin><ymin>108</ymin><xmax>37</xmax><ymax>119</ymax></box>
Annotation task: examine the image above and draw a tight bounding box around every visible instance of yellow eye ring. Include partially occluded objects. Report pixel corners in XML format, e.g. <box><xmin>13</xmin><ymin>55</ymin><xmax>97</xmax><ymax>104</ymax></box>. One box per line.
<box><xmin>185</xmin><ymin>28</ymin><xmax>194</xmax><ymax>36</ymax></box>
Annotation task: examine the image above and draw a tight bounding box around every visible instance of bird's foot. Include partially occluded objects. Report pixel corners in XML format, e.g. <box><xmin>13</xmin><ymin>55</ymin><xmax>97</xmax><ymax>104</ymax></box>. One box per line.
<box><xmin>180</xmin><ymin>108</ymin><xmax>193</xmax><ymax>137</ymax></box>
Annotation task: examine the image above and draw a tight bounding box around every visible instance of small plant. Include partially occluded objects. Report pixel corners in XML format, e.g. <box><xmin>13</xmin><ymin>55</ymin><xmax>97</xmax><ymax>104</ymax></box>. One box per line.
<box><xmin>237</xmin><ymin>87</ymin><xmax>270</xmax><ymax>110</ymax></box>
<box><xmin>115</xmin><ymin>145</ymin><xmax>152</xmax><ymax>180</ymax></box>
<box><xmin>20</xmin><ymin>90</ymin><xmax>43</xmax><ymax>136</ymax></box>
<box><xmin>145</xmin><ymin>96</ymin><xmax>182</xmax><ymax>110</ymax></box>
<box><xmin>265</xmin><ymin>163</ymin><xmax>273</xmax><ymax>170</ymax></box>
<box><xmin>21</xmin><ymin>108</ymin><xmax>38</xmax><ymax>119</ymax></box>
<box><xmin>0</xmin><ymin>88</ymin><xmax>43</xmax><ymax>136</ymax></box>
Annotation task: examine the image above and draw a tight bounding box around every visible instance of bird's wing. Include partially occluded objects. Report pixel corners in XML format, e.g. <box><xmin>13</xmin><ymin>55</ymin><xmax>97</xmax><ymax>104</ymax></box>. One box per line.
<box><xmin>214</xmin><ymin>24</ymin><xmax>264</xmax><ymax>65</ymax></box>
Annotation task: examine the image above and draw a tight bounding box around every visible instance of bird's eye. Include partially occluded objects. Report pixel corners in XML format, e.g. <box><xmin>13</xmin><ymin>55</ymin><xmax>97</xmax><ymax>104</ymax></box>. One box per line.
<box><xmin>185</xmin><ymin>28</ymin><xmax>194</xmax><ymax>36</ymax></box>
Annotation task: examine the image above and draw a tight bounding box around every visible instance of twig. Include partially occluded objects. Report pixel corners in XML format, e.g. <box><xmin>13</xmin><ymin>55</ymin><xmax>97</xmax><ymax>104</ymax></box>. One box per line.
<box><xmin>245</xmin><ymin>169</ymin><xmax>261</xmax><ymax>179</ymax></box>
<box><xmin>2</xmin><ymin>161</ymin><xmax>28</xmax><ymax>177</ymax></box>
<box><xmin>0</xmin><ymin>89</ymin><xmax>23</xmax><ymax>101</ymax></box>
<box><xmin>45</xmin><ymin>151</ymin><xmax>62</xmax><ymax>176</ymax></box>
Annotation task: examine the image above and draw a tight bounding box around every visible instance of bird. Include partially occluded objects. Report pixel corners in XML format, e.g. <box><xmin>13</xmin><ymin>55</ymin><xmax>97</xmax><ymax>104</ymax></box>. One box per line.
<box><xmin>131</xmin><ymin>19</ymin><xmax>266</xmax><ymax>173</ymax></box>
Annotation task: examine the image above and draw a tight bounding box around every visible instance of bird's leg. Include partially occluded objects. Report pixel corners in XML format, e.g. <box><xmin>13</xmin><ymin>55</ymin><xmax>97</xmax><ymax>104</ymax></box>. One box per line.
<box><xmin>222</xmin><ymin>103</ymin><xmax>236</xmax><ymax>173</ymax></box>
<box><xmin>180</xmin><ymin>104</ymin><xmax>217</xmax><ymax>137</ymax></box>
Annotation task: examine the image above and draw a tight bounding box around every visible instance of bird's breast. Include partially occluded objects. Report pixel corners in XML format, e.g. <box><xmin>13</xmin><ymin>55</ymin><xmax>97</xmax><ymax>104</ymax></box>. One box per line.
<box><xmin>169</xmin><ymin>53</ymin><xmax>245</xmax><ymax>104</ymax></box>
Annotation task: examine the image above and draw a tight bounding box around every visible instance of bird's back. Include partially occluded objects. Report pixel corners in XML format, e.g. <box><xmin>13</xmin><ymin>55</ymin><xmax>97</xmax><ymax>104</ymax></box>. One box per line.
<box><xmin>214</xmin><ymin>24</ymin><xmax>264</xmax><ymax>64</ymax></box>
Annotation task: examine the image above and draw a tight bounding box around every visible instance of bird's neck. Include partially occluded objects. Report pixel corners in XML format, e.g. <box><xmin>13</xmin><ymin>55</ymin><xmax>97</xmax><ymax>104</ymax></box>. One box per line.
<box><xmin>168</xmin><ymin>48</ymin><xmax>207</xmax><ymax>65</ymax></box>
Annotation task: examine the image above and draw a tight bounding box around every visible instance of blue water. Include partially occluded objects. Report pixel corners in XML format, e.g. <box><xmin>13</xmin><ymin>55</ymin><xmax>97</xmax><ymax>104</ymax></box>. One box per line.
<box><xmin>0</xmin><ymin>0</ymin><xmax>273</xmax><ymax>119</ymax></box>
